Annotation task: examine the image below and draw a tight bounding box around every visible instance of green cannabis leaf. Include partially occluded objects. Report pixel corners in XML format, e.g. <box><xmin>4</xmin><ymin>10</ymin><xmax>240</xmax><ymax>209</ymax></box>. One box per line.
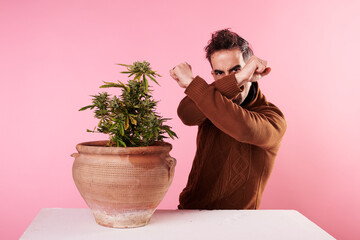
<box><xmin>79</xmin><ymin>61</ymin><xmax>177</xmax><ymax>147</ymax></box>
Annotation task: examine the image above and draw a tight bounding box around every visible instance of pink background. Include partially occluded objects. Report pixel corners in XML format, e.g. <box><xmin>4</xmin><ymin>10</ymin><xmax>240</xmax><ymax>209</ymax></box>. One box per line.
<box><xmin>1</xmin><ymin>0</ymin><xmax>359</xmax><ymax>239</ymax></box>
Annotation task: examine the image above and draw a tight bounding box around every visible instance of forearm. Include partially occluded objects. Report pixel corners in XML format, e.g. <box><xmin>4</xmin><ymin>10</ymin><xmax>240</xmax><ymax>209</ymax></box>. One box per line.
<box><xmin>185</xmin><ymin>77</ymin><xmax>286</xmax><ymax>148</ymax></box>
<box><xmin>177</xmin><ymin>96</ymin><xmax>206</xmax><ymax>126</ymax></box>
<box><xmin>177</xmin><ymin>73</ymin><xmax>242</xmax><ymax>126</ymax></box>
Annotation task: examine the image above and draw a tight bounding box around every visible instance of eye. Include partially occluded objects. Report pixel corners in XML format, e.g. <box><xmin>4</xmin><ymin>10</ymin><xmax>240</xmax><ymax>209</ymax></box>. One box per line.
<box><xmin>232</xmin><ymin>68</ymin><xmax>241</xmax><ymax>73</ymax></box>
<box><xmin>215</xmin><ymin>71</ymin><xmax>223</xmax><ymax>75</ymax></box>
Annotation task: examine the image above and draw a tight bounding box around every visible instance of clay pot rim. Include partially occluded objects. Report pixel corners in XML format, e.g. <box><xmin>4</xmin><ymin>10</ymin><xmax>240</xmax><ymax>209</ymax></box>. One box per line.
<box><xmin>76</xmin><ymin>140</ymin><xmax>172</xmax><ymax>155</ymax></box>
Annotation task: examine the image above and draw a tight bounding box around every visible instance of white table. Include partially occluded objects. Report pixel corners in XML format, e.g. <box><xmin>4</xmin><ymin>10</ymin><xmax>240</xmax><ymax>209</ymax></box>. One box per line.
<box><xmin>20</xmin><ymin>208</ymin><xmax>335</xmax><ymax>240</ymax></box>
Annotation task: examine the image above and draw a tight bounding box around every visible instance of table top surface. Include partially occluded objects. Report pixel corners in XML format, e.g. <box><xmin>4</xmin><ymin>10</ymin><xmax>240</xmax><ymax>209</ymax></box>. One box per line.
<box><xmin>20</xmin><ymin>208</ymin><xmax>334</xmax><ymax>240</ymax></box>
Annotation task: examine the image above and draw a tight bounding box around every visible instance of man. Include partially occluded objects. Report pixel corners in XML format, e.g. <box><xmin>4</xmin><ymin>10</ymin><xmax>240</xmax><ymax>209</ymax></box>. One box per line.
<box><xmin>169</xmin><ymin>29</ymin><xmax>287</xmax><ymax>209</ymax></box>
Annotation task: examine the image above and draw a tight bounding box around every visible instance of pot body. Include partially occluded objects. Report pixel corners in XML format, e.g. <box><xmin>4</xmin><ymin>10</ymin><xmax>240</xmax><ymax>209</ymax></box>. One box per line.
<box><xmin>71</xmin><ymin>140</ymin><xmax>176</xmax><ymax>228</ymax></box>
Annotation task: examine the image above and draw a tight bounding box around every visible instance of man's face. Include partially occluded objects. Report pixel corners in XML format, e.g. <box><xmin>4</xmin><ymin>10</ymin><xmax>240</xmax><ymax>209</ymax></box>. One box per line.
<box><xmin>210</xmin><ymin>48</ymin><xmax>252</xmax><ymax>105</ymax></box>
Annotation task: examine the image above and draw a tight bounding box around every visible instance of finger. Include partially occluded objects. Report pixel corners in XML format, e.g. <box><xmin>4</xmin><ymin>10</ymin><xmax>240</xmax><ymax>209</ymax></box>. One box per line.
<box><xmin>249</xmin><ymin>73</ymin><xmax>262</xmax><ymax>82</ymax></box>
<box><xmin>259</xmin><ymin>59</ymin><xmax>268</xmax><ymax>67</ymax></box>
<box><xmin>171</xmin><ymin>73</ymin><xmax>179</xmax><ymax>81</ymax></box>
<box><xmin>169</xmin><ymin>69</ymin><xmax>180</xmax><ymax>81</ymax></box>
<box><xmin>185</xmin><ymin>62</ymin><xmax>192</xmax><ymax>71</ymax></box>
<box><xmin>251</xmin><ymin>68</ymin><xmax>271</xmax><ymax>82</ymax></box>
<box><xmin>260</xmin><ymin>67</ymin><xmax>271</xmax><ymax>77</ymax></box>
<box><xmin>255</xmin><ymin>63</ymin><xmax>266</xmax><ymax>74</ymax></box>
<box><xmin>252</xmin><ymin>56</ymin><xmax>267</xmax><ymax>66</ymax></box>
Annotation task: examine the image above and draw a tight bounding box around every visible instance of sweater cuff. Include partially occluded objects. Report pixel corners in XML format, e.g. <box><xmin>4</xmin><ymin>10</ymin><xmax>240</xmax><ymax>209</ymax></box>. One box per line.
<box><xmin>184</xmin><ymin>76</ymin><xmax>210</xmax><ymax>103</ymax></box>
<box><xmin>211</xmin><ymin>73</ymin><xmax>242</xmax><ymax>99</ymax></box>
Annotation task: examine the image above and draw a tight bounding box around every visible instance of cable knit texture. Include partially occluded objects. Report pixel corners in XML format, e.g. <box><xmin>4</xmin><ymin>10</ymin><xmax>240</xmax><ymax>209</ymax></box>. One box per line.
<box><xmin>177</xmin><ymin>73</ymin><xmax>287</xmax><ymax>209</ymax></box>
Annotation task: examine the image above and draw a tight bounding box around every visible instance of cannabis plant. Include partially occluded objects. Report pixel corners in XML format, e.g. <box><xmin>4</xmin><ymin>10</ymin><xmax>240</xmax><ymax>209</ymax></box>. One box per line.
<box><xmin>79</xmin><ymin>61</ymin><xmax>177</xmax><ymax>147</ymax></box>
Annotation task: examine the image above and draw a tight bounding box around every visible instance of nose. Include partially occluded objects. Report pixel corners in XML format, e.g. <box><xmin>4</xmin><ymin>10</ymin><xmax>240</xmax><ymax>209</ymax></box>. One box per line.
<box><xmin>224</xmin><ymin>71</ymin><xmax>230</xmax><ymax>76</ymax></box>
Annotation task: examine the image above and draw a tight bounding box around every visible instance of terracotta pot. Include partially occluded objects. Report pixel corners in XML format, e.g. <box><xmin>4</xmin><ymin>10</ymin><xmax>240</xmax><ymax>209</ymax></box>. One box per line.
<box><xmin>71</xmin><ymin>140</ymin><xmax>176</xmax><ymax>228</ymax></box>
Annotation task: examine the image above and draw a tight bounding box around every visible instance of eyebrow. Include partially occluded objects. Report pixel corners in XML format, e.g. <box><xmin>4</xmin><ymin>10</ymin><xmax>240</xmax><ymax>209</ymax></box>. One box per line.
<box><xmin>229</xmin><ymin>65</ymin><xmax>241</xmax><ymax>72</ymax></box>
<box><xmin>214</xmin><ymin>65</ymin><xmax>241</xmax><ymax>74</ymax></box>
<box><xmin>214</xmin><ymin>69</ymin><xmax>224</xmax><ymax>74</ymax></box>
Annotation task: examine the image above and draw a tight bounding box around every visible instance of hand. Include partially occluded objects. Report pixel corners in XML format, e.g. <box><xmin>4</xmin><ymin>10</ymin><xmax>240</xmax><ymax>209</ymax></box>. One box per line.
<box><xmin>235</xmin><ymin>55</ymin><xmax>271</xmax><ymax>86</ymax></box>
<box><xmin>169</xmin><ymin>62</ymin><xmax>194</xmax><ymax>88</ymax></box>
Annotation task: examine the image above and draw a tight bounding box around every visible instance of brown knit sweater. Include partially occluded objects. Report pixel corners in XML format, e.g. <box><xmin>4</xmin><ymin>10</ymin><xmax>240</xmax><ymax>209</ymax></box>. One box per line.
<box><xmin>177</xmin><ymin>73</ymin><xmax>287</xmax><ymax>209</ymax></box>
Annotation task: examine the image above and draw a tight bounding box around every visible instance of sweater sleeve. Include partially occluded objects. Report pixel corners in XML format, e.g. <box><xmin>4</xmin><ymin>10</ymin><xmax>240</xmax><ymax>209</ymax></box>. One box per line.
<box><xmin>177</xmin><ymin>73</ymin><xmax>241</xmax><ymax>126</ymax></box>
<box><xmin>183</xmin><ymin>75</ymin><xmax>287</xmax><ymax>149</ymax></box>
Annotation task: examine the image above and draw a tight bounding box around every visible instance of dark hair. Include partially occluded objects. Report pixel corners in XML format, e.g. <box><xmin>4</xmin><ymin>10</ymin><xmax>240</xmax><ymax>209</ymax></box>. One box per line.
<box><xmin>205</xmin><ymin>28</ymin><xmax>253</xmax><ymax>67</ymax></box>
